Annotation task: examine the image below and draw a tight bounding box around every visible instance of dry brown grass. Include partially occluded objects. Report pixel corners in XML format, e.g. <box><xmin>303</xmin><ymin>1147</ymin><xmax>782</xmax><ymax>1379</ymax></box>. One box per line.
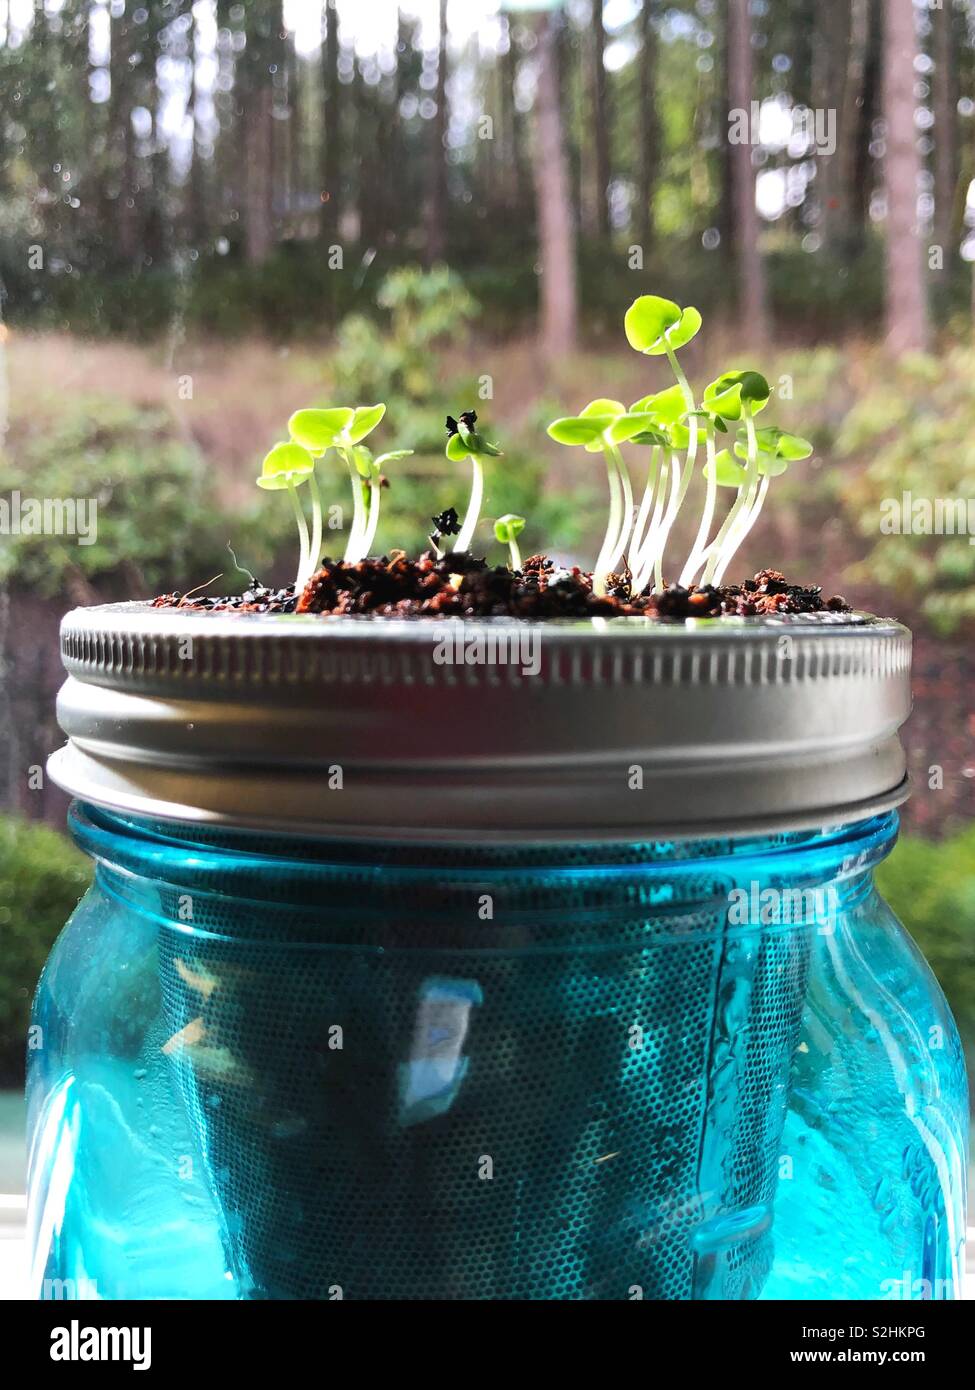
<box><xmin>2</xmin><ymin>326</ymin><xmax>866</xmax><ymax>583</ymax></box>
<box><xmin>5</xmin><ymin>331</ymin><xmax>336</xmax><ymax>507</ymax></box>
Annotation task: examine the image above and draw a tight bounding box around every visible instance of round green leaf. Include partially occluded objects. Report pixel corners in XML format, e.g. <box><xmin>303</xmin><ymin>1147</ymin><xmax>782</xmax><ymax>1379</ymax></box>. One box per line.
<box><xmin>736</xmin><ymin>370</ymin><xmax>772</xmax><ymax>404</ymax></box>
<box><xmin>446</xmin><ymin>432</ymin><xmax>472</xmax><ymax>461</ymax></box>
<box><xmin>758</xmin><ymin>454</ymin><xmax>790</xmax><ymax>477</ymax></box>
<box><xmin>580</xmin><ymin>398</ymin><xmax>626</xmax><ymax>419</ymax></box>
<box><xmin>643</xmin><ymin>307</ymin><xmax>703</xmax><ymax>357</ymax></box>
<box><xmin>734</xmin><ymin>426</ymin><xmax>813</xmax><ymax>473</ymax></box>
<box><xmin>347</xmin><ymin>403</ymin><xmax>387</xmax><ymax>444</ymax></box>
<box><xmin>256</xmin><ymin>441</ymin><xmax>315</xmax><ymax>490</ymax></box>
<box><xmin>623</xmin><ymin>295</ymin><xmax>682</xmax><ymax>353</ymax></box>
<box><xmin>494</xmin><ymin>513</ymin><xmax>526</xmax><ymax>543</ymax></box>
<box><xmin>288</xmin><ymin>407</ymin><xmax>355</xmax><ymax>450</ymax></box>
<box><xmin>703</xmin><ymin>370</ymin><xmax>771</xmax><ymax>421</ymax></box>
<box><xmin>755</xmin><ymin>426</ymin><xmax>813</xmax><ymax>461</ymax></box>
<box><xmin>666</xmin><ymin>420</ymin><xmax>691</xmax><ymax>450</ymax></box>
<box><xmin>637</xmin><ymin>384</ymin><xmax>686</xmax><ymax>425</ymax></box>
<box><xmin>659</xmin><ymin>305</ymin><xmax>702</xmax><ymax>353</ymax></box>
<box><xmin>703</xmin><ymin>449</ymin><xmax>747</xmax><ymax>488</ymax></box>
<box><xmin>606</xmin><ymin>411</ymin><xmax>658</xmax><ymax>445</ymax></box>
<box><xmin>547</xmin><ymin>416</ymin><xmax>612</xmax><ymax>446</ymax></box>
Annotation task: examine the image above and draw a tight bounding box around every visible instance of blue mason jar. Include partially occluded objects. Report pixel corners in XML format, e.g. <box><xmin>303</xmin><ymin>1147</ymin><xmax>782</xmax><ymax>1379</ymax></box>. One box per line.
<box><xmin>29</xmin><ymin>607</ymin><xmax>968</xmax><ymax>1300</ymax></box>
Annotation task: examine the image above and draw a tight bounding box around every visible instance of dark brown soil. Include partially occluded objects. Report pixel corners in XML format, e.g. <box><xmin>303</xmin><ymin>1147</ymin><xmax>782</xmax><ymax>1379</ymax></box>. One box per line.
<box><xmin>152</xmin><ymin>555</ymin><xmax>850</xmax><ymax>619</ymax></box>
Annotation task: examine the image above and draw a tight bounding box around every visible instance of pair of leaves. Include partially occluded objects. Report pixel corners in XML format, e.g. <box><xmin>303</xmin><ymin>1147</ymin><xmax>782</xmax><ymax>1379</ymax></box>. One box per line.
<box><xmin>703</xmin><ymin>426</ymin><xmax>814</xmax><ymax>488</ymax></box>
<box><xmin>257</xmin><ymin>441</ymin><xmax>316</xmax><ymax>492</ymax></box>
<box><xmin>702</xmin><ymin>371</ymin><xmax>772</xmax><ymax>423</ymax></box>
<box><xmin>288</xmin><ymin>403</ymin><xmax>386</xmax><ymax>452</ymax></box>
<box><xmin>352</xmin><ymin>445</ymin><xmax>414</xmax><ymax>480</ymax></box>
<box><xmin>548</xmin><ymin>398</ymin><xmax>662</xmax><ymax>452</ymax></box>
<box><xmin>258</xmin><ymin>402</ymin><xmax>394</xmax><ymax>490</ymax></box>
<box><xmin>624</xmin><ymin>295</ymin><xmax>702</xmax><ymax>356</ymax></box>
<box><xmin>629</xmin><ymin>387</ymin><xmax>690</xmax><ymax>448</ymax></box>
<box><xmin>446</xmin><ymin>427</ymin><xmax>504</xmax><ymax>462</ymax></box>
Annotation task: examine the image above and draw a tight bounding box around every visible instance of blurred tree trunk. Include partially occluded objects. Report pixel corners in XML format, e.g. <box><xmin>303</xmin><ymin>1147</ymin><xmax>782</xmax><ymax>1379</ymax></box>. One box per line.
<box><xmin>499</xmin><ymin>17</ymin><xmax>526</xmax><ymax>210</ymax></box>
<box><xmin>238</xmin><ymin>8</ymin><xmax>278</xmax><ymax>266</ymax></box>
<box><xmin>390</xmin><ymin>9</ymin><xmax>411</xmax><ymax>242</ymax></box>
<box><xmin>813</xmin><ymin>0</ymin><xmax>852</xmax><ymax>251</ymax></box>
<box><xmin>727</xmin><ymin>0</ymin><xmax>769</xmax><ymax>343</ymax></box>
<box><xmin>188</xmin><ymin>5</ymin><xmax>211</xmax><ymax>248</ymax></box>
<box><xmin>321</xmin><ymin>0</ymin><xmax>342</xmax><ymax>236</ymax></box>
<box><xmin>637</xmin><ymin>0</ymin><xmax>658</xmax><ymax>251</ymax></box>
<box><xmin>587</xmin><ymin>0</ymin><xmax>610</xmax><ymax>241</ymax></box>
<box><xmin>717</xmin><ymin>14</ymin><xmax>735</xmax><ymax>267</ymax></box>
<box><xmin>244</xmin><ymin>89</ymin><xmax>274</xmax><ymax>265</ymax></box>
<box><xmin>882</xmin><ymin>0</ymin><xmax>928</xmax><ymax>353</ymax></box>
<box><xmin>851</xmin><ymin>0</ymin><xmax>883</xmax><ymax>253</ymax></box>
<box><xmin>533</xmin><ymin>9</ymin><xmax>578</xmax><ymax>360</ymax></box>
<box><xmin>108</xmin><ymin>4</ymin><xmax>140</xmax><ymax>263</ymax></box>
<box><xmin>932</xmin><ymin>0</ymin><xmax>957</xmax><ymax>263</ymax></box>
<box><xmin>424</xmin><ymin>0</ymin><xmax>448</xmax><ymax>264</ymax></box>
<box><xmin>283</xmin><ymin>34</ymin><xmax>299</xmax><ymax>228</ymax></box>
<box><xmin>830</xmin><ymin>0</ymin><xmax>869</xmax><ymax>255</ymax></box>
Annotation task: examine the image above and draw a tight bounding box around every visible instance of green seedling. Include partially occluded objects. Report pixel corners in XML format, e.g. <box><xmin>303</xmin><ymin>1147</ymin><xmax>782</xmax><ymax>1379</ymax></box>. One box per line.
<box><xmin>680</xmin><ymin>370</ymin><xmax>773</xmax><ymax>587</ymax></box>
<box><xmin>545</xmin><ymin>297</ymin><xmax>813</xmax><ymax>594</ymax></box>
<box><xmin>247</xmin><ymin>297</ymin><xmax>810</xmax><ymax>603</ymax></box>
<box><xmin>547</xmin><ymin>399</ymin><xmax>653</xmax><ymax>594</ymax></box>
<box><xmin>444</xmin><ymin>410</ymin><xmax>503</xmax><ymax>554</ymax></box>
<box><xmin>288</xmin><ymin>403</ymin><xmax>389</xmax><ymax>564</ymax></box>
<box><xmin>354</xmin><ymin>446</ymin><xmax>414</xmax><ymax>558</ymax></box>
<box><xmin>494</xmin><ymin>513</ymin><xmax>526</xmax><ymax>571</ymax></box>
<box><xmin>621</xmin><ymin>294</ymin><xmax>702</xmax><ymax>592</ymax></box>
<box><xmin>256</xmin><ymin>441</ymin><xmax>320</xmax><ymax>591</ymax></box>
<box><xmin>703</xmin><ymin>423</ymin><xmax>812</xmax><ymax>586</ymax></box>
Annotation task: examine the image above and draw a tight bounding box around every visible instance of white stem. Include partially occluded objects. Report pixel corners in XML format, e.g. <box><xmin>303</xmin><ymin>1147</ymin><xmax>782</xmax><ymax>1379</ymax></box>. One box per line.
<box><xmin>593</xmin><ymin>446</ymin><xmax>623</xmax><ymax>596</ymax></box>
<box><xmin>342</xmin><ymin>447</ymin><xmax>368</xmax><ymax>563</ymax></box>
<box><xmin>360</xmin><ymin>471</ymin><xmax>382</xmax><ymax>558</ymax></box>
<box><xmin>297</xmin><ymin>472</ymin><xmax>324</xmax><ymax>589</ymax></box>
<box><xmin>713</xmin><ymin>474</ymin><xmax>769</xmax><ymax>587</ymax></box>
<box><xmin>701</xmin><ymin>406</ymin><xmax>758</xmax><ymax>586</ymax></box>
<box><xmin>699</xmin><ymin>484</ymin><xmax>746</xmax><ymax>587</ymax></box>
<box><xmin>654</xmin><ymin>343</ymin><xmax>700</xmax><ymax>592</ymax></box>
<box><xmin>666</xmin><ymin>345</ymin><xmax>695</xmax><ymax>416</ymax></box>
<box><xmin>288</xmin><ymin>480</ymin><xmax>310</xmax><ymax>590</ymax></box>
<box><xmin>508</xmin><ymin>537</ymin><xmax>522</xmax><ymax>571</ymax></box>
<box><xmin>453</xmin><ymin>456</ymin><xmax>484</xmax><ymax>553</ymax></box>
<box><xmin>630</xmin><ymin>447</ymin><xmax>659</xmax><ymax>562</ymax></box>
<box><xmin>605</xmin><ymin>442</ymin><xmax>634</xmax><ymax>573</ymax></box>
<box><xmin>679</xmin><ymin>423</ymin><xmax>718</xmax><ymax>587</ymax></box>
<box><xmin>654</xmin><ymin>451</ymin><xmax>684</xmax><ymax>593</ymax></box>
<box><xmin>631</xmin><ymin>452</ymin><xmax>670</xmax><ymax>593</ymax></box>
<box><xmin>708</xmin><ymin>408</ymin><xmax>760</xmax><ymax>584</ymax></box>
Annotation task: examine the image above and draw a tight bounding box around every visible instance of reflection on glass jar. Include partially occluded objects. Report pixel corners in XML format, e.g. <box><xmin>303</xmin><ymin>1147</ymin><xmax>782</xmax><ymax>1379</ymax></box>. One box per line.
<box><xmin>27</xmin><ymin>806</ymin><xmax>967</xmax><ymax>1301</ymax></box>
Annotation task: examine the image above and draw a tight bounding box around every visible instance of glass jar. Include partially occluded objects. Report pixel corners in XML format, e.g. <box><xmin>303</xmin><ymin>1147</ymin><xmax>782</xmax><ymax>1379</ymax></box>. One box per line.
<box><xmin>28</xmin><ymin>804</ymin><xmax>966</xmax><ymax>1301</ymax></box>
<box><xmin>31</xmin><ymin>606</ymin><xmax>967</xmax><ymax>1299</ymax></box>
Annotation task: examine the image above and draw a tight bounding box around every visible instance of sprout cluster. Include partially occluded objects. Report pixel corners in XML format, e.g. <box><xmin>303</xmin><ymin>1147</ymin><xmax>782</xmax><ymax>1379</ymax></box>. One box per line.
<box><xmin>257</xmin><ymin>296</ymin><xmax>811</xmax><ymax>598</ymax></box>
<box><xmin>548</xmin><ymin>295</ymin><xmax>812</xmax><ymax>594</ymax></box>
<box><xmin>258</xmin><ymin>404</ymin><xmax>413</xmax><ymax>589</ymax></box>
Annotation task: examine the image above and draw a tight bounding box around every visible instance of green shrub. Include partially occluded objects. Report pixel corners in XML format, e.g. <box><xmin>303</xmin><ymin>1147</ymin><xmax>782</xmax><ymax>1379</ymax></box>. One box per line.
<box><xmin>315</xmin><ymin>265</ymin><xmax>586</xmax><ymax>561</ymax></box>
<box><xmin>877</xmin><ymin>827</ymin><xmax>975</xmax><ymax>1072</ymax></box>
<box><xmin>0</xmin><ymin>817</ymin><xmax>92</xmax><ymax>1086</ymax></box>
<box><xmin>834</xmin><ymin>348</ymin><xmax>975</xmax><ymax>633</ymax></box>
<box><xmin>0</xmin><ymin>396</ymin><xmax>290</xmax><ymax>598</ymax></box>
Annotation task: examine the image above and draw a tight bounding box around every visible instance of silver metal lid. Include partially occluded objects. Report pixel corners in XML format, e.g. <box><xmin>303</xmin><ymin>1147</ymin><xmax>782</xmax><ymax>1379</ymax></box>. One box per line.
<box><xmin>48</xmin><ymin>603</ymin><xmax>912</xmax><ymax>843</ymax></box>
